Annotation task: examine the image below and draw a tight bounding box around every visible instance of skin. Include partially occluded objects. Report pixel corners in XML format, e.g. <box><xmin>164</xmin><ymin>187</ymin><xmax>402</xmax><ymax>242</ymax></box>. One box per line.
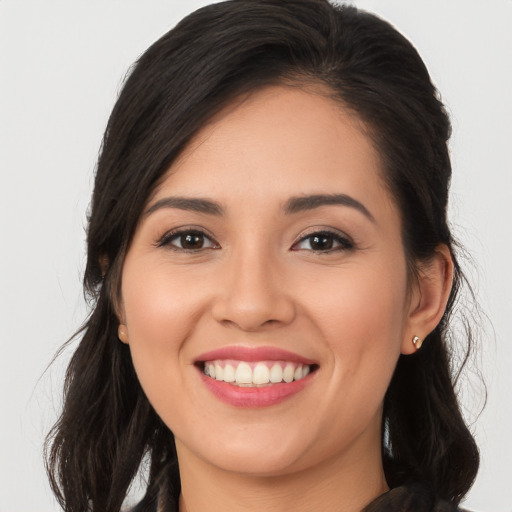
<box><xmin>118</xmin><ymin>85</ymin><xmax>453</xmax><ymax>512</ymax></box>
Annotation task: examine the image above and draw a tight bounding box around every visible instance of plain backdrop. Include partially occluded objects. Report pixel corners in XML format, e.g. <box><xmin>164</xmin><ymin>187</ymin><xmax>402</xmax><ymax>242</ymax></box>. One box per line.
<box><xmin>1</xmin><ymin>1</ymin><xmax>511</xmax><ymax>511</ymax></box>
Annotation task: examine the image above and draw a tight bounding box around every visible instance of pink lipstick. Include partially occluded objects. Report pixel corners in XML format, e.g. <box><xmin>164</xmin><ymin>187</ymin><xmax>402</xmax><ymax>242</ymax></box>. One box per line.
<box><xmin>195</xmin><ymin>346</ymin><xmax>317</xmax><ymax>408</ymax></box>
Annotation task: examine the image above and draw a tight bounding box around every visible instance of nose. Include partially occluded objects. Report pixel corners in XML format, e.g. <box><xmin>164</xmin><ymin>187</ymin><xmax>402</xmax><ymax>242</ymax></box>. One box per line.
<box><xmin>211</xmin><ymin>247</ymin><xmax>296</xmax><ymax>332</ymax></box>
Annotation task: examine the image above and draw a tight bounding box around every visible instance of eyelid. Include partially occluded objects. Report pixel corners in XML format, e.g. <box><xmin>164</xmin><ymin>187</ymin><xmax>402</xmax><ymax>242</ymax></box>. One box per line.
<box><xmin>155</xmin><ymin>225</ymin><xmax>353</xmax><ymax>252</ymax></box>
<box><xmin>156</xmin><ymin>225</ymin><xmax>220</xmax><ymax>250</ymax></box>
<box><xmin>291</xmin><ymin>227</ymin><xmax>354</xmax><ymax>252</ymax></box>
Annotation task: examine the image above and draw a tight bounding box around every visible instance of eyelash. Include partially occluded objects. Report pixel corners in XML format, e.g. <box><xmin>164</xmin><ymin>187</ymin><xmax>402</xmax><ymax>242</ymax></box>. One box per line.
<box><xmin>156</xmin><ymin>228</ymin><xmax>220</xmax><ymax>252</ymax></box>
<box><xmin>156</xmin><ymin>228</ymin><xmax>354</xmax><ymax>253</ymax></box>
<box><xmin>291</xmin><ymin>230</ymin><xmax>354</xmax><ymax>253</ymax></box>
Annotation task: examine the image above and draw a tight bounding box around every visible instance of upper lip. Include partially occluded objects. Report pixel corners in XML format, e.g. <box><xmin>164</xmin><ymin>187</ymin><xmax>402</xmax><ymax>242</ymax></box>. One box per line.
<box><xmin>195</xmin><ymin>346</ymin><xmax>316</xmax><ymax>365</ymax></box>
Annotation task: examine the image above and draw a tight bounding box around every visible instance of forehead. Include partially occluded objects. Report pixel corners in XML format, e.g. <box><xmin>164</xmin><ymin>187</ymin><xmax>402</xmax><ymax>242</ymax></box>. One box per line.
<box><xmin>153</xmin><ymin>85</ymin><xmax>392</xmax><ymax>213</ymax></box>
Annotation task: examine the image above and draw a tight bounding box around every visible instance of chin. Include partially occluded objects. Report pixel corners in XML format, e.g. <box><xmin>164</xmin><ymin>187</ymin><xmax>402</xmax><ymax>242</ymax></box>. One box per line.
<box><xmin>207</xmin><ymin>448</ymin><xmax>306</xmax><ymax>477</ymax></box>
<box><xmin>178</xmin><ymin>423</ymin><xmax>314</xmax><ymax>477</ymax></box>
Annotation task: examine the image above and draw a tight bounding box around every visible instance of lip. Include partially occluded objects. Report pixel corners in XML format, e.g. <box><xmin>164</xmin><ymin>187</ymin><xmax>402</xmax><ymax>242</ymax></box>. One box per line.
<box><xmin>195</xmin><ymin>346</ymin><xmax>316</xmax><ymax>365</ymax></box>
<box><xmin>198</xmin><ymin>370</ymin><xmax>315</xmax><ymax>408</ymax></box>
<box><xmin>194</xmin><ymin>346</ymin><xmax>317</xmax><ymax>408</ymax></box>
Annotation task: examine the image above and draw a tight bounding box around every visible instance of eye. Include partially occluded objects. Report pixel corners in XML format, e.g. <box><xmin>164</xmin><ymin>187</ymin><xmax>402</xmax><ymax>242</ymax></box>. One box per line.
<box><xmin>158</xmin><ymin>229</ymin><xmax>219</xmax><ymax>251</ymax></box>
<box><xmin>292</xmin><ymin>230</ymin><xmax>354</xmax><ymax>252</ymax></box>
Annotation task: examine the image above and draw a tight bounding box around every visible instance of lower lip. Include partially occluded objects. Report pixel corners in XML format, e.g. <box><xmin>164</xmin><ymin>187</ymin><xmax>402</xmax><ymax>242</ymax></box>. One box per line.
<box><xmin>199</xmin><ymin>371</ymin><xmax>314</xmax><ymax>408</ymax></box>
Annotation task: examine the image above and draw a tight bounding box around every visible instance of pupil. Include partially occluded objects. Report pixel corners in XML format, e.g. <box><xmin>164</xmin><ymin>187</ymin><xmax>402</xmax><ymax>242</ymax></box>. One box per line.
<box><xmin>311</xmin><ymin>234</ymin><xmax>333</xmax><ymax>250</ymax></box>
<box><xmin>182</xmin><ymin>233</ymin><xmax>203</xmax><ymax>249</ymax></box>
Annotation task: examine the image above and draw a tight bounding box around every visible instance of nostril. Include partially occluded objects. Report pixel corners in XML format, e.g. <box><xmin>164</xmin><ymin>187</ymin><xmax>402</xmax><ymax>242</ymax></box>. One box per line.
<box><xmin>210</xmin><ymin>276</ymin><xmax>296</xmax><ymax>331</ymax></box>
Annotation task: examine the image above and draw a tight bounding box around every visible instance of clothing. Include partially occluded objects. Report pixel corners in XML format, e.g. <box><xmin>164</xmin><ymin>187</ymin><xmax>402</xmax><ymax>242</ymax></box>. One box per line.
<box><xmin>362</xmin><ymin>483</ymin><xmax>468</xmax><ymax>511</ymax></box>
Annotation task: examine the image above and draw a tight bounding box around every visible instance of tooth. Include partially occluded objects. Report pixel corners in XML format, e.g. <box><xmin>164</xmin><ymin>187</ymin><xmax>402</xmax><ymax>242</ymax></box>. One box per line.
<box><xmin>204</xmin><ymin>364</ymin><xmax>210</xmax><ymax>376</ymax></box>
<box><xmin>270</xmin><ymin>363</ymin><xmax>283</xmax><ymax>383</ymax></box>
<box><xmin>283</xmin><ymin>364</ymin><xmax>294</xmax><ymax>383</ymax></box>
<box><xmin>223</xmin><ymin>364</ymin><xmax>235</xmax><ymax>383</ymax></box>
<box><xmin>208</xmin><ymin>363</ymin><xmax>215</xmax><ymax>379</ymax></box>
<box><xmin>302</xmin><ymin>365</ymin><xmax>310</xmax><ymax>378</ymax></box>
<box><xmin>294</xmin><ymin>365</ymin><xmax>303</xmax><ymax>381</ymax></box>
<box><xmin>253</xmin><ymin>363</ymin><xmax>270</xmax><ymax>385</ymax></box>
<box><xmin>214</xmin><ymin>362</ymin><xmax>224</xmax><ymax>381</ymax></box>
<box><xmin>235</xmin><ymin>362</ymin><xmax>252</xmax><ymax>384</ymax></box>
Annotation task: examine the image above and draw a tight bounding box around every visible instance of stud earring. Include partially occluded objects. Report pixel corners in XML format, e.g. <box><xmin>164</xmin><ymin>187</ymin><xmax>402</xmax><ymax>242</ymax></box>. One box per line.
<box><xmin>412</xmin><ymin>335</ymin><xmax>423</xmax><ymax>350</ymax></box>
<box><xmin>118</xmin><ymin>324</ymin><xmax>129</xmax><ymax>344</ymax></box>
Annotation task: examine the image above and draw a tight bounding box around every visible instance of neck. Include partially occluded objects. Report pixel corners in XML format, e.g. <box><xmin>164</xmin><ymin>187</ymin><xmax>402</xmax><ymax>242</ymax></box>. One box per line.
<box><xmin>176</xmin><ymin>435</ymin><xmax>388</xmax><ymax>512</ymax></box>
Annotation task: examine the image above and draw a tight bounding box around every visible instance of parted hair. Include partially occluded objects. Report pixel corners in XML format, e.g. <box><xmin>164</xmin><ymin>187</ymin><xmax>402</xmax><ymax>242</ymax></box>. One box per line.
<box><xmin>46</xmin><ymin>1</ymin><xmax>479</xmax><ymax>511</ymax></box>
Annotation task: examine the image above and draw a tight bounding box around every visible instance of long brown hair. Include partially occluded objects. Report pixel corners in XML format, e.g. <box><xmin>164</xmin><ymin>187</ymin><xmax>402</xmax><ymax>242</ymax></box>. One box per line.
<box><xmin>46</xmin><ymin>1</ymin><xmax>479</xmax><ymax>510</ymax></box>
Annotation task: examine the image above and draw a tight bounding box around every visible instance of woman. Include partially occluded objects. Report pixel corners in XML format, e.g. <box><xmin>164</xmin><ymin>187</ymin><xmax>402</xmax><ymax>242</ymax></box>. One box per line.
<box><xmin>45</xmin><ymin>1</ymin><xmax>479</xmax><ymax>511</ymax></box>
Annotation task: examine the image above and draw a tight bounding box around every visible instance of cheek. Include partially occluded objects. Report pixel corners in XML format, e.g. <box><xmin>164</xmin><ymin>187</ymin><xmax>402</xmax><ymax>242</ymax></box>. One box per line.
<box><xmin>300</xmin><ymin>258</ymin><xmax>409</xmax><ymax>396</ymax></box>
<box><xmin>123</xmin><ymin>258</ymin><xmax>206</xmax><ymax>336</ymax></box>
<box><xmin>298</xmin><ymin>265</ymin><xmax>408</xmax><ymax>444</ymax></box>
<box><xmin>303</xmin><ymin>257</ymin><xmax>408</xmax><ymax>341</ymax></box>
<box><xmin>120</xmin><ymin>260</ymin><xmax>203</xmax><ymax>395</ymax></box>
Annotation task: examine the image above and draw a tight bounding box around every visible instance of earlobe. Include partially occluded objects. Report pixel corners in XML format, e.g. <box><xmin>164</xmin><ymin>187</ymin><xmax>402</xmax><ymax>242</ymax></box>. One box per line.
<box><xmin>401</xmin><ymin>244</ymin><xmax>453</xmax><ymax>355</ymax></box>
<box><xmin>412</xmin><ymin>335</ymin><xmax>423</xmax><ymax>350</ymax></box>
<box><xmin>118</xmin><ymin>324</ymin><xmax>129</xmax><ymax>344</ymax></box>
<box><xmin>101</xmin><ymin>254</ymin><xmax>129</xmax><ymax>344</ymax></box>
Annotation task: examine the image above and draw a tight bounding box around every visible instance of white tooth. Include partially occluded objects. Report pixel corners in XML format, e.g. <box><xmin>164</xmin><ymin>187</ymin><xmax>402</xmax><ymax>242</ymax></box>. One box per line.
<box><xmin>204</xmin><ymin>364</ymin><xmax>210</xmax><ymax>376</ymax></box>
<box><xmin>208</xmin><ymin>363</ymin><xmax>215</xmax><ymax>379</ymax></box>
<box><xmin>283</xmin><ymin>364</ymin><xmax>294</xmax><ymax>383</ymax></box>
<box><xmin>294</xmin><ymin>365</ymin><xmax>303</xmax><ymax>381</ymax></box>
<box><xmin>214</xmin><ymin>362</ymin><xmax>224</xmax><ymax>381</ymax></box>
<box><xmin>223</xmin><ymin>364</ymin><xmax>235</xmax><ymax>383</ymax></box>
<box><xmin>253</xmin><ymin>363</ymin><xmax>270</xmax><ymax>385</ymax></box>
<box><xmin>235</xmin><ymin>362</ymin><xmax>253</xmax><ymax>384</ymax></box>
<box><xmin>302</xmin><ymin>365</ymin><xmax>310</xmax><ymax>378</ymax></box>
<box><xmin>270</xmin><ymin>363</ymin><xmax>283</xmax><ymax>383</ymax></box>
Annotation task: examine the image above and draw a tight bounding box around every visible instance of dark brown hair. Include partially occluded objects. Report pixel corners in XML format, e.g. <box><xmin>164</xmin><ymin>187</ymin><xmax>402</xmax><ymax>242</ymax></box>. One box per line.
<box><xmin>46</xmin><ymin>1</ymin><xmax>479</xmax><ymax>511</ymax></box>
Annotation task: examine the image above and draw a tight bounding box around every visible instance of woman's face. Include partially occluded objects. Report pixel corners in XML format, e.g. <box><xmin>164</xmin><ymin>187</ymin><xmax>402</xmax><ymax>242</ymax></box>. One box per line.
<box><xmin>120</xmin><ymin>86</ymin><xmax>417</xmax><ymax>476</ymax></box>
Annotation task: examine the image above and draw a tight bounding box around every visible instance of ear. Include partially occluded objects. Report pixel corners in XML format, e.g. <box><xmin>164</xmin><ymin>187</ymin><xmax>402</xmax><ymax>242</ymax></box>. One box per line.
<box><xmin>101</xmin><ymin>255</ymin><xmax>129</xmax><ymax>344</ymax></box>
<box><xmin>401</xmin><ymin>244</ymin><xmax>454</xmax><ymax>355</ymax></box>
<box><xmin>118</xmin><ymin>323</ymin><xmax>129</xmax><ymax>344</ymax></box>
<box><xmin>116</xmin><ymin>299</ymin><xmax>129</xmax><ymax>344</ymax></box>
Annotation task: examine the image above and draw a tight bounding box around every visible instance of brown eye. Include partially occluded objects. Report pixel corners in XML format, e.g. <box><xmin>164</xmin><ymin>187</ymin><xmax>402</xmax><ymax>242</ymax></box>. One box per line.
<box><xmin>310</xmin><ymin>234</ymin><xmax>334</xmax><ymax>251</ymax></box>
<box><xmin>293</xmin><ymin>230</ymin><xmax>353</xmax><ymax>252</ymax></box>
<box><xmin>180</xmin><ymin>232</ymin><xmax>206</xmax><ymax>249</ymax></box>
<box><xmin>159</xmin><ymin>229</ymin><xmax>218</xmax><ymax>251</ymax></box>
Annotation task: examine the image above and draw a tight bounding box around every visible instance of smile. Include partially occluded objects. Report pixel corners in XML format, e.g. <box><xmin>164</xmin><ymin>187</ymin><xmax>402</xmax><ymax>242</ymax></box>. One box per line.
<box><xmin>195</xmin><ymin>346</ymin><xmax>318</xmax><ymax>407</ymax></box>
<box><xmin>203</xmin><ymin>360</ymin><xmax>312</xmax><ymax>387</ymax></box>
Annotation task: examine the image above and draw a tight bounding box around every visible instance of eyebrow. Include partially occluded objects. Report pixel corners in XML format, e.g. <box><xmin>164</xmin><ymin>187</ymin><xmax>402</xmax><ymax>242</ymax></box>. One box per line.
<box><xmin>146</xmin><ymin>197</ymin><xmax>224</xmax><ymax>216</ymax></box>
<box><xmin>146</xmin><ymin>193</ymin><xmax>374</xmax><ymax>222</ymax></box>
<box><xmin>284</xmin><ymin>194</ymin><xmax>375</xmax><ymax>222</ymax></box>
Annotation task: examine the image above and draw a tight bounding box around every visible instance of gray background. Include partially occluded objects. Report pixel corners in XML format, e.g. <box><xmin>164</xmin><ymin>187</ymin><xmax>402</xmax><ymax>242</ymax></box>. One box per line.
<box><xmin>1</xmin><ymin>1</ymin><xmax>511</xmax><ymax>510</ymax></box>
